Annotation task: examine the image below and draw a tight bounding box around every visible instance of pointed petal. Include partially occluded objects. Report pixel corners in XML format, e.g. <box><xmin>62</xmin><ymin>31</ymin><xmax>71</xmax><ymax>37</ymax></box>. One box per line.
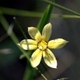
<box><xmin>18</xmin><ymin>39</ymin><xmax>37</xmax><ymax>50</ymax></box>
<box><xmin>43</xmin><ymin>49</ymin><xmax>57</xmax><ymax>68</ymax></box>
<box><xmin>30</xmin><ymin>49</ymin><xmax>42</xmax><ymax>67</ymax></box>
<box><xmin>48</xmin><ymin>38</ymin><xmax>68</xmax><ymax>49</ymax></box>
<box><xmin>42</xmin><ymin>23</ymin><xmax>52</xmax><ymax>41</ymax></box>
<box><xmin>28</xmin><ymin>27</ymin><xmax>42</xmax><ymax>42</ymax></box>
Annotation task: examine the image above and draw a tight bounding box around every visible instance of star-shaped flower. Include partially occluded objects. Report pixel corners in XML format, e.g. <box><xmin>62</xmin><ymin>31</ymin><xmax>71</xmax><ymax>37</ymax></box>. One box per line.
<box><xmin>18</xmin><ymin>23</ymin><xmax>68</xmax><ymax>68</ymax></box>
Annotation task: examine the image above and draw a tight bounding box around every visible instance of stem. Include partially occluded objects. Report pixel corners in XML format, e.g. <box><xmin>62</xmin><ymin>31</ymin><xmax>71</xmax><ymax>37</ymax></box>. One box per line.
<box><xmin>23</xmin><ymin>63</ymin><xmax>35</xmax><ymax>80</ymax></box>
<box><xmin>0</xmin><ymin>7</ymin><xmax>80</xmax><ymax>18</ymax></box>
<box><xmin>44</xmin><ymin>0</ymin><xmax>80</xmax><ymax>16</ymax></box>
<box><xmin>36</xmin><ymin>68</ymin><xmax>48</xmax><ymax>80</ymax></box>
<box><xmin>0</xmin><ymin>7</ymin><xmax>42</xmax><ymax>17</ymax></box>
<box><xmin>0</xmin><ymin>14</ymin><xmax>30</xmax><ymax>60</ymax></box>
<box><xmin>37</xmin><ymin>0</ymin><xmax>55</xmax><ymax>32</ymax></box>
<box><xmin>13</xmin><ymin>17</ymin><xmax>27</xmax><ymax>39</ymax></box>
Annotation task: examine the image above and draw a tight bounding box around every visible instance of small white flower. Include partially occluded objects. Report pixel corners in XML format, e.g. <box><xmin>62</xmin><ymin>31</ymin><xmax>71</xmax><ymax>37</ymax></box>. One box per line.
<box><xmin>18</xmin><ymin>23</ymin><xmax>68</xmax><ymax>68</ymax></box>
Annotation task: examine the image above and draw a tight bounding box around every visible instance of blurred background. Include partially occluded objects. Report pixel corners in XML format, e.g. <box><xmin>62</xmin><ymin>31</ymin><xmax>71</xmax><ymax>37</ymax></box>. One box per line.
<box><xmin>0</xmin><ymin>0</ymin><xmax>80</xmax><ymax>80</ymax></box>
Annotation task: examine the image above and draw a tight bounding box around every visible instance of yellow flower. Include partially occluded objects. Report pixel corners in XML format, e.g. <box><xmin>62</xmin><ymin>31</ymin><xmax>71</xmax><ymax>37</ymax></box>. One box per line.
<box><xmin>18</xmin><ymin>23</ymin><xmax>68</xmax><ymax>68</ymax></box>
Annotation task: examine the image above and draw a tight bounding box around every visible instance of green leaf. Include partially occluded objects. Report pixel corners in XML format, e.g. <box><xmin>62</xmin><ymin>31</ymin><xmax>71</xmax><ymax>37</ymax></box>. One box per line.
<box><xmin>37</xmin><ymin>0</ymin><xmax>55</xmax><ymax>32</ymax></box>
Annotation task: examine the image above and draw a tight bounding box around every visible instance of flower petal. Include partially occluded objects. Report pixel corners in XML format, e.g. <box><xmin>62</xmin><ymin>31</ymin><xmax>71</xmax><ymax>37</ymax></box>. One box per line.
<box><xmin>30</xmin><ymin>49</ymin><xmax>42</xmax><ymax>67</ymax></box>
<box><xmin>42</xmin><ymin>23</ymin><xmax>52</xmax><ymax>41</ymax></box>
<box><xmin>18</xmin><ymin>39</ymin><xmax>37</xmax><ymax>50</ymax></box>
<box><xmin>48</xmin><ymin>38</ymin><xmax>68</xmax><ymax>49</ymax></box>
<box><xmin>43</xmin><ymin>49</ymin><xmax>57</xmax><ymax>68</ymax></box>
<box><xmin>28</xmin><ymin>27</ymin><xmax>42</xmax><ymax>42</ymax></box>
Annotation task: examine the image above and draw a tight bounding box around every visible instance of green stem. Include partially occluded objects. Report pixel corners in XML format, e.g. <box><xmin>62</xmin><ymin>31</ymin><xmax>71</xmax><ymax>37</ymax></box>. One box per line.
<box><xmin>13</xmin><ymin>17</ymin><xmax>27</xmax><ymax>39</ymax></box>
<box><xmin>23</xmin><ymin>63</ymin><xmax>35</xmax><ymax>80</ymax></box>
<box><xmin>51</xmin><ymin>14</ymin><xmax>80</xmax><ymax>18</ymax></box>
<box><xmin>0</xmin><ymin>14</ymin><xmax>30</xmax><ymax>60</ymax></box>
<box><xmin>37</xmin><ymin>0</ymin><xmax>55</xmax><ymax>32</ymax></box>
<box><xmin>0</xmin><ymin>14</ymin><xmax>34</xmax><ymax>80</ymax></box>
<box><xmin>36</xmin><ymin>68</ymin><xmax>48</xmax><ymax>80</ymax></box>
<box><xmin>0</xmin><ymin>7</ymin><xmax>42</xmax><ymax>17</ymax></box>
<box><xmin>44</xmin><ymin>0</ymin><xmax>80</xmax><ymax>16</ymax></box>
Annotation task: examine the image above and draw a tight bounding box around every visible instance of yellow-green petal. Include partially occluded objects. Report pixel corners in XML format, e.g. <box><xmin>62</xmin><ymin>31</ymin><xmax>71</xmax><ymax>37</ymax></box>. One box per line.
<box><xmin>30</xmin><ymin>49</ymin><xmax>42</xmax><ymax>67</ymax></box>
<box><xmin>48</xmin><ymin>38</ymin><xmax>68</xmax><ymax>49</ymax></box>
<box><xmin>43</xmin><ymin>49</ymin><xmax>57</xmax><ymax>68</ymax></box>
<box><xmin>28</xmin><ymin>27</ymin><xmax>42</xmax><ymax>42</ymax></box>
<box><xmin>18</xmin><ymin>39</ymin><xmax>37</xmax><ymax>50</ymax></box>
<box><xmin>42</xmin><ymin>23</ymin><xmax>52</xmax><ymax>41</ymax></box>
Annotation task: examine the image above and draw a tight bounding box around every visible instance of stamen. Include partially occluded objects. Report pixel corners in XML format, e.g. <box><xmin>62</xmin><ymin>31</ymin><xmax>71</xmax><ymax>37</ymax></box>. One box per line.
<box><xmin>38</xmin><ymin>40</ymin><xmax>47</xmax><ymax>50</ymax></box>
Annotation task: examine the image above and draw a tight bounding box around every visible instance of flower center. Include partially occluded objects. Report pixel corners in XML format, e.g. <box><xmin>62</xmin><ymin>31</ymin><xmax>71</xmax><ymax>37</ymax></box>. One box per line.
<box><xmin>38</xmin><ymin>40</ymin><xmax>47</xmax><ymax>50</ymax></box>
